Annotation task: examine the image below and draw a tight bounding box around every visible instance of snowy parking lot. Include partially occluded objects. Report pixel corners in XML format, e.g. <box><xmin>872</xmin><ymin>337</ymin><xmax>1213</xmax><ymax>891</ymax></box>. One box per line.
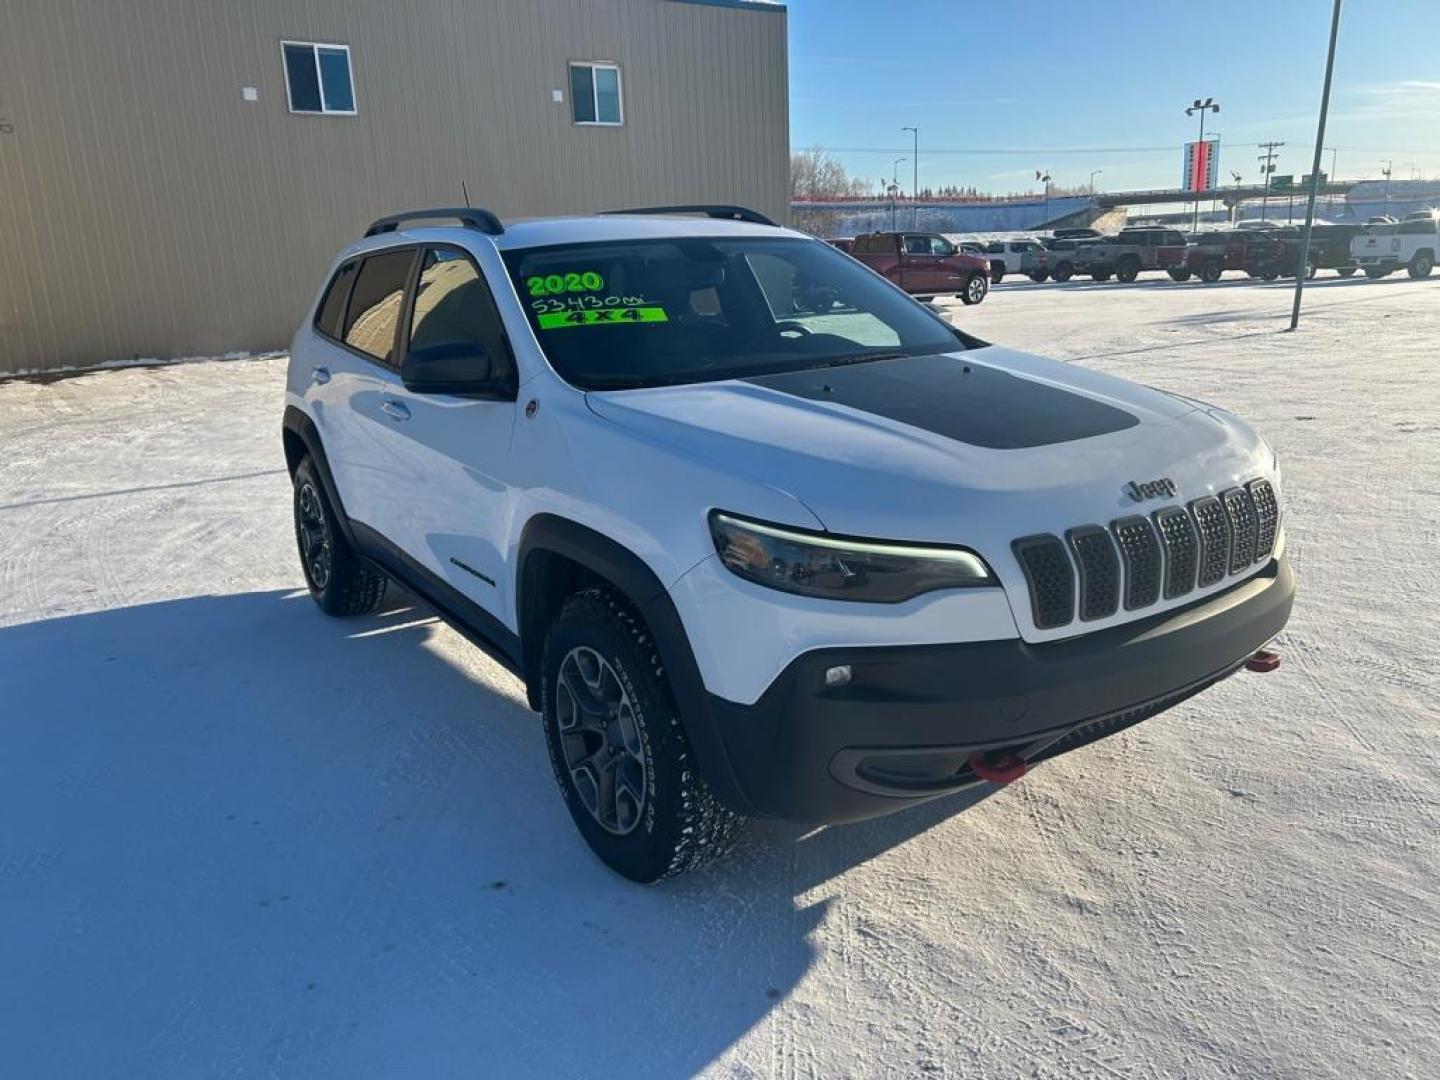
<box><xmin>2</xmin><ymin>275</ymin><xmax>1437</xmax><ymax>1078</ymax></box>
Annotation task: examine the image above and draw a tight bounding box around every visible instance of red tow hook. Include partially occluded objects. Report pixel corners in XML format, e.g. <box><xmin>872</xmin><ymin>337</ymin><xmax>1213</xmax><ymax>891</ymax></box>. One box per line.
<box><xmin>968</xmin><ymin>751</ymin><xmax>1029</xmax><ymax>785</ymax></box>
<box><xmin>1245</xmin><ymin>648</ymin><xmax>1281</xmax><ymax>673</ymax></box>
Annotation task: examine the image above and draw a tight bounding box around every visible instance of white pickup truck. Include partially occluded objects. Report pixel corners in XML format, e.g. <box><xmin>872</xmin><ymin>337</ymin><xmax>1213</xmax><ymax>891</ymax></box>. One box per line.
<box><xmin>1351</xmin><ymin>211</ymin><xmax>1438</xmax><ymax>279</ymax></box>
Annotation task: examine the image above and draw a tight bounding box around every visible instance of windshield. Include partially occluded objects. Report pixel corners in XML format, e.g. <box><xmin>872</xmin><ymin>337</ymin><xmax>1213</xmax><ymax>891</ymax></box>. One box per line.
<box><xmin>501</xmin><ymin>236</ymin><xmax>965</xmax><ymax>390</ymax></box>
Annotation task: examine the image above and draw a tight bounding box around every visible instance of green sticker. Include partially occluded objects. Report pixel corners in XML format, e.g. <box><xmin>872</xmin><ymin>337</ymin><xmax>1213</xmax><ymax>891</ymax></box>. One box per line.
<box><xmin>527</xmin><ymin>271</ymin><xmax>606</xmax><ymax>297</ymax></box>
<box><xmin>537</xmin><ymin>306</ymin><xmax>669</xmax><ymax>330</ymax></box>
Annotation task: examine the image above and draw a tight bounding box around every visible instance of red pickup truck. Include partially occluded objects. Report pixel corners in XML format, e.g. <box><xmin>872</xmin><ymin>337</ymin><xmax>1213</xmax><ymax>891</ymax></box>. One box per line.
<box><xmin>846</xmin><ymin>231</ymin><xmax>990</xmax><ymax>304</ymax></box>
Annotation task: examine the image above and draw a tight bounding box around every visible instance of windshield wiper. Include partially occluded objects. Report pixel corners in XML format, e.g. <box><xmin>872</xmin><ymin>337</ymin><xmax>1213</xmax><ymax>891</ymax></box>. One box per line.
<box><xmin>819</xmin><ymin>350</ymin><xmax>909</xmax><ymax>369</ymax></box>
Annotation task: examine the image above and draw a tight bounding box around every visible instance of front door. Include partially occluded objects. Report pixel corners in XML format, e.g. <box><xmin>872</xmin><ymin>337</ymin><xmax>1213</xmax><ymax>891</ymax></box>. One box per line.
<box><xmin>368</xmin><ymin>245</ymin><xmax>520</xmax><ymax>621</ymax></box>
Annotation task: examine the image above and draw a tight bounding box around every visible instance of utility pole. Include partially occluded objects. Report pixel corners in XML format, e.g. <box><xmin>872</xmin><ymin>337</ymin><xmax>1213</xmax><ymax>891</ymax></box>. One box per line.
<box><xmin>1185</xmin><ymin>97</ymin><xmax>1220</xmax><ymax>231</ymax></box>
<box><xmin>902</xmin><ymin>126</ymin><xmax>919</xmax><ymax>229</ymax></box>
<box><xmin>1257</xmin><ymin>141</ymin><xmax>1284</xmax><ymax>221</ymax></box>
<box><xmin>1036</xmin><ymin>170</ymin><xmax>1052</xmax><ymax>226</ymax></box>
<box><xmin>1290</xmin><ymin>0</ymin><xmax>1343</xmax><ymax>331</ymax></box>
<box><xmin>890</xmin><ymin>158</ymin><xmax>906</xmax><ymax>231</ymax></box>
<box><xmin>1381</xmin><ymin>161</ymin><xmax>1393</xmax><ymax>214</ymax></box>
<box><xmin>1230</xmin><ymin>170</ymin><xmax>1243</xmax><ymax>225</ymax></box>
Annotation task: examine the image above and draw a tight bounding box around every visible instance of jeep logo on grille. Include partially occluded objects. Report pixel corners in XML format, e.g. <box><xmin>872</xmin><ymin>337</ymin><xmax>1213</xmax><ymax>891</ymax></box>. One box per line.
<box><xmin>1125</xmin><ymin>477</ymin><xmax>1177</xmax><ymax>502</ymax></box>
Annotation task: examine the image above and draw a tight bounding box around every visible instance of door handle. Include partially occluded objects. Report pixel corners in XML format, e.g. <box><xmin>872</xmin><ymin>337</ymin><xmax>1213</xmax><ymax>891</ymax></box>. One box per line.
<box><xmin>311</xmin><ymin>366</ymin><xmax>331</xmax><ymax>385</ymax></box>
<box><xmin>381</xmin><ymin>399</ymin><xmax>411</xmax><ymax>421</ymax></box>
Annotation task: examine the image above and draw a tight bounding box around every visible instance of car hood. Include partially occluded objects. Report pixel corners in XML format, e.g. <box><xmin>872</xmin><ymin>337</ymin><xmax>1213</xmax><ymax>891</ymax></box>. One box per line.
<box><xmin>584</xmin><ymin>345</ymin><xmax>1271</xmax><ymax>546</ymax></box>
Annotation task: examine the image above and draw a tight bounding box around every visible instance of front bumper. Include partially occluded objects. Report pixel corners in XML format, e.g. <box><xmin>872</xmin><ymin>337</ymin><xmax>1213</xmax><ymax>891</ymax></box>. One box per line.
<box><xmin>693</xmin><ymin>555</ymin><xmax>1294</xmax><ymax>824</ymax></box>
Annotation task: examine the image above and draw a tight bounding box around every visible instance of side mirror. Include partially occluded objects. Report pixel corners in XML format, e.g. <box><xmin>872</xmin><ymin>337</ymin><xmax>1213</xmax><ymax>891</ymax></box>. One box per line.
<box><xmin>401</xmin><ymin>342</ymin><xmax>511</xmax><ymax>397</ymax></box>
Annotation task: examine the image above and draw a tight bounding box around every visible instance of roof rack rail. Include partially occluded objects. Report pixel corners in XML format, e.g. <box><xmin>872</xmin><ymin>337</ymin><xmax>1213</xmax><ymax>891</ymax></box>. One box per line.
<box><xmin>602</xmin><ymin>204</ymin><xmax>778</xmax><ymax>227</ymax></box>
<box><xmin>364</xmin><ymin>207</ymin><xmax>505</xmax><ymax>238</ymax></box>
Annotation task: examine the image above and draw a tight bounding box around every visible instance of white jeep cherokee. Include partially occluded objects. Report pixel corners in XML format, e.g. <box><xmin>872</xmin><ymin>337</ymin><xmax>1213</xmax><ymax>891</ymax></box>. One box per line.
<box><xmin>283</xmin><ymin>205</ymin><xmax>1294</xmax><ymax>882</ymax></box>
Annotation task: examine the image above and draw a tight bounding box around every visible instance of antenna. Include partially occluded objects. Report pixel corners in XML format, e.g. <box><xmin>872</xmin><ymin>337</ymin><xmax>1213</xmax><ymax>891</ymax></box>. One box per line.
<box><xmin>462</xmin><ymin>180</ymin><xmax>472</xmax><ymax>209</ymax></box>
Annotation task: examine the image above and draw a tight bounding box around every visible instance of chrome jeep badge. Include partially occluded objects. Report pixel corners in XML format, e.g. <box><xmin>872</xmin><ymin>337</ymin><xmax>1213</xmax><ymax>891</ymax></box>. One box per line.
<box><xmin>1125</xmin><ymin>477</ymin><xmax>1177</xmax><ymax>502</ymax></box>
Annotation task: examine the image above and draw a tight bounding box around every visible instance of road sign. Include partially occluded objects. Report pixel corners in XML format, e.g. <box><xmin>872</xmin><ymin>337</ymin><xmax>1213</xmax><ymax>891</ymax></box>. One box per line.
<box><xmin>1270</xmin><ymin>175</ymin><xmax>1294</xmax><ymax>191</ymax></box>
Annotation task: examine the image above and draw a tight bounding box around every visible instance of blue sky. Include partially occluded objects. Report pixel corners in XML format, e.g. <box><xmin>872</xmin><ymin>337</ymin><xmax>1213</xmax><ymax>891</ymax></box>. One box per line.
<box><xmin>786</xmin><ymin>0</ymin><xmax>1440</xmax><ymax>195</ymax></box>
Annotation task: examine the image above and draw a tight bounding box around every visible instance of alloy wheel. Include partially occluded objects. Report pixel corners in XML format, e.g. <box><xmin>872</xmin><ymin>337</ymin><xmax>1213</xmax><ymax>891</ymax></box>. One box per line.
<box><xmin>555</xmin><ymin>646</ymin><xmax>648</xmax><ymax>835</ymax></box>
<box><xmin>296</xmin><ymin>482</ymin><xmax>332</xmax><ymax>590</ymax></box>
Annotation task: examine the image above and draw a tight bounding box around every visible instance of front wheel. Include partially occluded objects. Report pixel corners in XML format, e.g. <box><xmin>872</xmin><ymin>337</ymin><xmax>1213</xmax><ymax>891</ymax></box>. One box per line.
<box><xmin>1200</xmin><ymin>262</ymin><xmax>1223</xmax><ymax>284</ymax></box>
<box><xmin>1408</xmin><ymin>251</ymin><xmax>1434</xmax><ymax>279</ymax></box>
<box><xmin>960</xmin><ymin>272</ymin><xmax>988</xmax><ymax>305</ymax></box>
<box><xmin>541</xmin><ymin>587</ymin><xmax>745</xmax><ymax>883</ymax></box>
<box><xmin>293</xmin><ymin>456</ymin><xmax>387</xmax><ymax>616</ymax></box>
<box><xmin>1168</xmin><ymin>269</ymin><xmax>1192</xmax><ymax>282</ymax></box>
<box><xmin>1336</xmin><ymin>267</ymin><xmax>1358</xmax><ymax>278</ymax></box>
<box><xmin>1090</xmin><ymin>270</ymin><xmax>1112</xmax><ymax>282</ymax></box>
<box><xmin>1364</xmin><ymin>268</ymin><xmax>1391</xmax><ymax>279</ymax></box>
<box><xmin>1028</xmin><ymin>271</ymin><xmax>1049</xmax><ymax>283</ymax></box>
<box><xmin>1051</xmin><ymin>262</ymin><xmax>1074</xmax><ymax>282</ymax></box>
<box><xmin>1262</xmin><ymin>271</ymin><xmax>1279</xmax><ymax>281</ymax></box>
<box><xmin>1116</xmin><ymin>260</ymin><xmax>1140</xmax><ymax>283</ymax></box>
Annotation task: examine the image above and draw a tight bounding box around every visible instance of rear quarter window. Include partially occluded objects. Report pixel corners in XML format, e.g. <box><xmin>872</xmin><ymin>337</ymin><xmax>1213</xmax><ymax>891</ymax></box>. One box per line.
<box><xmin>315</xmin><ymin>260</ymin><xmax>357</xmax><ymax>340</ymax></box>
<box><xmin>342</xmin><ymin>249</ymin><xmax>416</xmax><ymax>364</ymax></box>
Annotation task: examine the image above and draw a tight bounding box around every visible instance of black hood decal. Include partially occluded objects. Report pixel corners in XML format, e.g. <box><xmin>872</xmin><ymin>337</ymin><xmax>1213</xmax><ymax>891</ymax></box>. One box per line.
<box><xmin>744</xmin><ymin>353</ymin><xmax>1139</xmax><ymax>449</ymax></box>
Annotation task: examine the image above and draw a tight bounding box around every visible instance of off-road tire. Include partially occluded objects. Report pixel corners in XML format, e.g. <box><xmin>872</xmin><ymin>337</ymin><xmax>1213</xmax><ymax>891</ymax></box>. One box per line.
<box><xmin>1407</xmin><ymin>251</ymin><xmax>1434</xmax><ymax>279</ymax></box>
<box><xmin>293</xmin><ymin>456</ymin><xmax>387</xmax><ymax>616</ymax></box>
<box><xmin>541</xmin><ymin>586</ymin><xmax>745</xmax><ymax>883</ymax></box>
<box><xmin>960</xmin><ymin>272</ymin><xmax>988</xmax><ymax>305</ymax></box>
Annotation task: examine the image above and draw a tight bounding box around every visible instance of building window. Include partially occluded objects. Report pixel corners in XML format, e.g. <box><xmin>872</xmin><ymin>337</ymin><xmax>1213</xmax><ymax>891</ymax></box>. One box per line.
<box><xmin>570</xmin><ymin>62</ymin><xmax>622</xmax><ymax>126</ymax></box>
<box><xmin>282</xmin><ymin>41</ymin><xmax>356</xmax><ymax>115</ymax></box>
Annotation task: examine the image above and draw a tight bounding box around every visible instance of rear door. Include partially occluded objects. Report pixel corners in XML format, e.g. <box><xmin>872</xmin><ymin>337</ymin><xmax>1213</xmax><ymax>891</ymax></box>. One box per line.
<box><xmin>306</xmin><ymin>246</ymin><xmax>417</xmax><ymax>538</ymax></box>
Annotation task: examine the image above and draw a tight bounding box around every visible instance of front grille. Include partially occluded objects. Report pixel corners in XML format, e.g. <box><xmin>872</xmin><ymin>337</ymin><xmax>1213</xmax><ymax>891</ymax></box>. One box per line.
<box><xmin>1011</xmin><ymin>476</ymin><xmax>1278</xmax><ymax>631</ymax></box>
<box><xmin>1066</xmin><ymin>526</ymin><xmax>1120</xmax><ymax>621</ymax></box>
<box><xmin>1153</xmin><ymin>506</ymin><xmax>1198</xmax><ymax>598</ymax></box>
<box><xmin>1222</xmin><ymin>487</ymin><xmax>1259</xmax><ymax>571</ymax></box>
<box><xmin>1190</xmin><ymin>496</ymin><xmax>1231</xmax><ymax>587</ymax></box>
<box><xmin>1012</xmin><ymin>535</ymin><xmax>1074</xmax><ymax>629</ymax></box>
<box><xmin>1111</xmin><ymin>516</ymin><xmax>1163</xmax><ymax>610</ymax></box>
<box><xmin>1248</xmin><ymin>479</ymin><xmax>1279</xmax><ymax>561</ymax></box>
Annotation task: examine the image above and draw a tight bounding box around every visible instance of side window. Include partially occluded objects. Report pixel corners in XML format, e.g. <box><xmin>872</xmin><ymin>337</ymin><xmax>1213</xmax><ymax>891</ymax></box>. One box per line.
<box><xmin>407</xmin><ymin>248</ymin><xmax>513</xmax><ymax>382</ymax></box>
<box><xmin>929</xmin><ymin>237</ymin><xmax>955</xmax><ymax>255</ymax></box>
<box><xmin>903</xmin><ymin>236</ymin><xmax>929</xmax><ymax>254</ymax></box>
<box><xmin>315</xmin><ymin>260</ymin><xmax>357</xmax><ymax>340</ymax></box>
<box><xmin>570</xmin><ymin>62</ymin><xmax>623</xmax><ymax>125</ymax></box>
<box><xmin>984</xmin><ymin>242</ymin><xmax>1004</xmax><ymax>254</ymax></box>
<box><xmin>342</xmin><ymin>249</ymin><xmax>415</xmax><ymax>365</ymax></box>
<box><xmin>282</xmin><ymin>41</ymin><xmax>356</xmax><ymax>115</ymax></box>
<box><xmin>1400</xmin><ymin>219</ymin><xmax>1438</xmax><ymax>236</ymax></box>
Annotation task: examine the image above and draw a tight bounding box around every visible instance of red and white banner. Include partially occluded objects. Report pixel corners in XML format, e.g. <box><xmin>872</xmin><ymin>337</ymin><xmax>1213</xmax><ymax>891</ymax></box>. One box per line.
<box><xmin>1183</xmin><ymin>138</ymin><xmax>1220</xmax><ymax>193</ymax></box>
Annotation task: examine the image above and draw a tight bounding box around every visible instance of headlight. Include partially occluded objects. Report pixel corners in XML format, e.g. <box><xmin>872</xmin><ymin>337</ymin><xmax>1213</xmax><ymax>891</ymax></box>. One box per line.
<box><xmin>708</xmin><ymin>511</ymin><xmax>995</xmax><ymax>603</ymax></box>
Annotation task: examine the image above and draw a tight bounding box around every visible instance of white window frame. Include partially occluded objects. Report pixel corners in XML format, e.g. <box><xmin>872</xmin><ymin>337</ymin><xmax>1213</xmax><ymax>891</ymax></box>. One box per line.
<box><xmin>281</xmin><ymin>40</ymin><xmax>357</xmax><ymax>116</ymax></box>
<box><xmin>569</xmin><ymin>61</ymin><xmax>624</xmax><ymax>127</ymax></box>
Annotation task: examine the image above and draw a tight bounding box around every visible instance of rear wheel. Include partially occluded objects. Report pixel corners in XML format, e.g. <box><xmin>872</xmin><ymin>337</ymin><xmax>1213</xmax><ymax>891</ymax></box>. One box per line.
<box><xmin>1364</xmin><ymin>268</ymin><xmax>1391</xmax><ymax>280</ymax></box>
<box><xmin>541</xmin><ymin>587</ymin><xmax>745</xmax><ymax>882</ymax></box>
<box><xmin>1200</xmin><ymin>261</ymin><xmax>1223</xmax><ymax>284</ymax></box>
<box><xmin>293</xmin><ymin>456</ymin><xmax>387</xmax><ymax>616</ymax></box>
<box><xmin>1336</xmin><ymin>267</ymin><xmax>1358</xmax><ymax>278</ymax></box>
<box><xmin>1408</xmin><ymin>251</ymin><xmax>1434</xmax><ymax>279</ymax></box>
<box><xmin>1116</xmin><ymin>258</ymin><xmax>1140</xmax><ymax>283</ymax></box>
<box><xmin>1028</xmin><ymin>271</ymin><xmax>1049</xmax><ymax>283</ymax></box>
<box><xmin>960</xmin><ymin>272</ymin><xmax>988</xmax><ymax>305</ymax></box>
<box><xmin>1262</xmin><ymin>270</ymin><xmax>1279</xmax><ymax>281</ymax></box>
<box><xmin>1090</xmin><ymin>270</ymin><xmax>1112</xmax><ymax>282</ymax></box>
<box><xmin>1167</xmin><ymin>269</ymin><xmax>1192</xmax><ymax>282</ymax></box>
<box><xmin>1051</xmin><ymin>262</ymin><xmax>1074</xmax><ymax>282</ymax></box>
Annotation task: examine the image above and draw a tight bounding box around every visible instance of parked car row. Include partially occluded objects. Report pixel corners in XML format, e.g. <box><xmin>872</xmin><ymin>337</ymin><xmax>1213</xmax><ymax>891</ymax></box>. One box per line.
<box><xmin>829</xmin><ymin>212</ymin><xmax>1439</xmax><ymax>298</ymax></box>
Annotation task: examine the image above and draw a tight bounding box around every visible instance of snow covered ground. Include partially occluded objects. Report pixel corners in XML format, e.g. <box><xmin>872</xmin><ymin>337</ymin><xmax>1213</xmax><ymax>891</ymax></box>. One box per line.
<box><xmin>1</xmin><ymin>274</ymin><xmax>1436</xmax><ymax>1078</ymax></box>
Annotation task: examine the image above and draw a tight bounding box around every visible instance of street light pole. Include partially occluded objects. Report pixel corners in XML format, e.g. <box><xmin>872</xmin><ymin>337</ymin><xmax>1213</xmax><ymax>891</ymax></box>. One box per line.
<box><xmin>1185</xmin><ymin>97</ymin><xmax>1220</xmax><ymax>232</ymax></box>
<box><xmin>1381</xmin><ymin>161</ymin><xmax>1393</xmax><ymax>213</ymax></box>
<box><xmin>1290</xmin><ymin>0</ymin><xmax>1344</xmax><ymax>332</ymax></box>
<box><xmin>1036</xmin><ymin>170</ymin><xmax>1052</xmax><ymax>226</ymax></box>
<box><xmin>902</xmin><ymin>126</ymin><xmax>919</xmax><ymax>229</ymax></box>
<box><xmin>1089</xmin><ymin>169</ymin><xmax>1102</xmax><ymax>194</ymax></box>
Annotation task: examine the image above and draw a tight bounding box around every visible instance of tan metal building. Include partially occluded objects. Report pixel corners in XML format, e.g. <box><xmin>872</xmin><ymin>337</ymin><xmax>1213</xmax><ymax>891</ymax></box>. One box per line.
<box><xmin>0</xmin><ymin>0</ymin><xmax>789</xmax><ymax>375</ymax></box>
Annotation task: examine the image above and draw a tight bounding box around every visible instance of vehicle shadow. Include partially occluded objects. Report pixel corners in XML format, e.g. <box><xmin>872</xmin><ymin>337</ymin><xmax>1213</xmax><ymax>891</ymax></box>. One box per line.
<box><xmin>0</xmin><ymin>589</ymin><xmax>993</xmax><ymax>1079</ymax></box>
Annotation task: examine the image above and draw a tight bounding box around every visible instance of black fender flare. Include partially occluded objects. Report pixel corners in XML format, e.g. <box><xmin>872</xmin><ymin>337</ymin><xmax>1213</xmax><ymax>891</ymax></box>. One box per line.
<box><xmin>516</xmin><ymin>514</ymin><xmax>753</xmax><ymax>813</ymax></box>
<box><xmin>281</xmin><ymin>406</ymin><xmax>359</xmax><ymax>548</ymax></box>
